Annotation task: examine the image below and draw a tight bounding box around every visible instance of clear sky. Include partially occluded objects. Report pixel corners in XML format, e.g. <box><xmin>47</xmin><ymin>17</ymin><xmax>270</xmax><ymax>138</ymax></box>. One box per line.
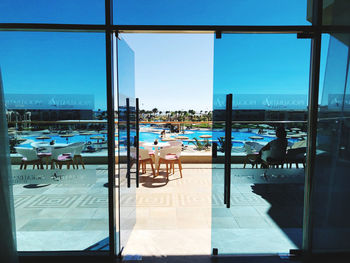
<box><xmin>0</xmin><ymin>0</ymin><xmax>329</xmax><ymax>112</ymax></box>
<box><xmin>122</xmin><ymin>33</ymin><xmax>213</xmax><ymax>112</ymax></box>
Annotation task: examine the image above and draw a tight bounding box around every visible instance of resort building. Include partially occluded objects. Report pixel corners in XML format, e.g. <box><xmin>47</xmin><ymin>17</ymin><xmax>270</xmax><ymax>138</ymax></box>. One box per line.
<box><xmin>1</xmin><ymin>1</ymin><xmax>350</xmax><ymax>263</ymax></box>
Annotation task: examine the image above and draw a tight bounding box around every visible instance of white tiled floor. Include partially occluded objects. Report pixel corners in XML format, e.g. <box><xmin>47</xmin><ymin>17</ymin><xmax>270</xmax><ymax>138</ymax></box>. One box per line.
<box><xmin>12</xmin><ymin>164</ymin><xmax>304</xmax><ymax>254</ymax></box>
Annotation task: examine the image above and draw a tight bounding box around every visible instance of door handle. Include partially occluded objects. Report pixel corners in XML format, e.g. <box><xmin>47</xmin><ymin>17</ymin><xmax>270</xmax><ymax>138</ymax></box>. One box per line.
<box><xmin>136</xmin><ymin>98</ymin><xmax>139</xmax><ymax>188</ymax></box>
<box><xmin>224</xmin><ymin>94</ymin><xmax>232</xmax><ymax>208</ymax></box>
<box><xmin>126</xmin><ymin>98</ymin><xmax>131</xmax><ymax>188</ymax></box>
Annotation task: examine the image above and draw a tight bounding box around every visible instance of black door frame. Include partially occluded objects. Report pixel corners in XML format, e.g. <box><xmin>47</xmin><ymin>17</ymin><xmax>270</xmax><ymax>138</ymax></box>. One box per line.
<box><xmin>2</xmin><ymin>0</ymin><xmax>350</xmax><ymax>259</ymax></box>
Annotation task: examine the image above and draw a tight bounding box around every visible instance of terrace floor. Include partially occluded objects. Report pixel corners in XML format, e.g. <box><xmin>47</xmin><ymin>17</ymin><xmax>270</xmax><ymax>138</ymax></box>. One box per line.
<box><xmin>12</xmin><ymin>164</ymin><xmax>303</xmax><ymax>255</ymax></box>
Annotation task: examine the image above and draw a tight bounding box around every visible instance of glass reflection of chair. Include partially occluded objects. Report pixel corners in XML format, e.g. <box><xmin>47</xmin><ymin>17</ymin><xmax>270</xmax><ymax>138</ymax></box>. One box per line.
<box><xmin>51</xmin><ymin>146</ymin><xmax>76</xmax><ymax>169</ymax></box>
<box><xmin>286</xmin><ymin>146</ymin><xmax>306</xmax><ymax>168</ymax></box>
<box><xmin>68</xmin><ymin>142</ymin><xmax>85</xmax><ymax>169</ymax></box>
<box><xmin>15</xmin><ymin>147</ymin><xmax>43</xmax><ymax>170</ymax></box>
<box><xmin>139</xmin><ymin>148</ymin><xmax>155</xmax><ymax>176</ymax></box>
<box><xmin>156</xmin><ymin>146</ymin><xmax>183</xmax><ymax>179</ymax></box>
<box><xmin>32</xmin><ymin>142</ymin><xmax>52</xmax><ymax>169</ymax></box>
<box><xmin>243</xmin><ymin>141</ymin><xmax>264</xmax><ymax>168</ymax></box>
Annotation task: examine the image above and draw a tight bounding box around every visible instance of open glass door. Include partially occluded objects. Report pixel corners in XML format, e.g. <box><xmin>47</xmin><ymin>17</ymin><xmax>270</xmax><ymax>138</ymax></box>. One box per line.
<box><xmin>116</xmin><ymin>36</ymin><xmax>139</xmax><ymax>255</ymax></box>
<box><xmin>212</xmin><ymin>33</ymin><xmax>310</xmax><ymax>255</ymax></box>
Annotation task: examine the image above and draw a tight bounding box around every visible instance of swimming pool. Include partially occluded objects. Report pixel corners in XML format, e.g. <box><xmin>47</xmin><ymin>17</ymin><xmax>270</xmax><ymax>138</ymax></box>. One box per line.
<box><xmin>20</xmin><ymin>128</ymin><xmax>297</xmax><ymax>148</ymax></box>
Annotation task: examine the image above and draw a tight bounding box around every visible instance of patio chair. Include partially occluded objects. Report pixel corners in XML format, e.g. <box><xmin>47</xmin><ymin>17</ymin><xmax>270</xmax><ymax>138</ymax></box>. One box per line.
<box><xmin>156</xmin><ymin>146</ymin><xmax>183</xmax><ymax>179</ymax></box>
<box><xmin>50</xmin><ymin>146</ymin><xmax>76</xmax><ymax>169</ymax></box>
<box><xmin>31</xmin><ymin>141</ymin><xmax>50</xmax><ymax>152</ymax></box>
<box><xmin>261</xmin><ymin>149</ymin><xmax>286</xmax><ymax>168</ymax></box>
<box><xmin>69</xmin><ymin>142</ymin><xmax>85</xmax><ymax>169</ymax></box>
<box><xmin>286</xmin><ymin>147</ymin><xmax>306</xmax><ymax>168</ymax></box>
<box><xmin>243</xmin><ymin>141</ymin><xmax>264</xmax><ymax>168</ymax></box>
<box><xmin>32</xmin><ymin>142</ymin><xmax>52</xmax><ymax>169</ymax></box>
<box><xmin>15</xmin><ymin>147</ymin><xmax>43</xmax><ymax>170</ymax></box>
<box><xmin>139</xmin><ymin>141</ymin><xmax>155</xmax><ymax>159</ymax></box>
<box><xmin>139</xmin><ymin>148</ymin><xmax>155</xmax><ymax>176</ymax></box>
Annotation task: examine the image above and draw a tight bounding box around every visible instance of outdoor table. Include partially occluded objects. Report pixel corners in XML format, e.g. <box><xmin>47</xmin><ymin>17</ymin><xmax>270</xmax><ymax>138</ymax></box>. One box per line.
<box><xmin>161</xmin><ymin>137</ymin><xmax>176</xmax><ymax>141</ymax></box>
<box><xmin>142</xmin><ymin>142</ymin><xmax>170</xmax><ymax>166</ymax></box>
<box><xmin>32</xmin><ymin>143</ymin><xmax>69</xmax><ymax>169</ymax></box>
<box><xmin>199</xmin><ymin>135</ymin><xmax>212</xmax><ymax>139</ymax></box>
<box><xmin>175</xmin><ymin>136</ymin><xmax>189</xmax><ymax>140</ymax></box>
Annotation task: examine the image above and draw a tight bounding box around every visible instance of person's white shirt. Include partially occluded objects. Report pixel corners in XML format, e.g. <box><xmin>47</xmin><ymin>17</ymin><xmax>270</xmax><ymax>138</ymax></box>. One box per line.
<box><xmin>261</xmin><ymin>138</ymin><xmax>287</xmax><ymax>162</ymax></box>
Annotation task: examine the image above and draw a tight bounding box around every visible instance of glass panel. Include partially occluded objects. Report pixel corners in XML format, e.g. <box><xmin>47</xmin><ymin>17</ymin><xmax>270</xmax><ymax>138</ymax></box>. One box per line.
<box><xmin>0</xmin><ymin>0</ymin><xmax>105</xmax><ymax>24</ymax></box>
<box><xmin>312</xmin><ymin>33</ymin><xmax>350</xmax><ymax>252</ymax></box>
<box><xmin>114</xmin><ymin>0</ymin><xmax>309</xmax><ymax>26</ymax></box>
<box><xmin>116</xmin><ymin>37</ymin><xmax>136</xmax><ymax>253</ymax></box>
<box><xmin>1</xmin><ymin>32</ymin><xmax>109</xmax><ymax>251</ymax></box>
<box><xmin>212</xmin><ymin>34</ymin><xmax>310</xmax><ymax>254</ymax></box>
<box><xmin>307</xmin><ymin>0</ymin><xmax>350</xmax><ymax>26</ymax></box>
<box><xmin>0</xmin><ymin>69</ymin><xmax>17</xmax><ymax>261</ymax></box>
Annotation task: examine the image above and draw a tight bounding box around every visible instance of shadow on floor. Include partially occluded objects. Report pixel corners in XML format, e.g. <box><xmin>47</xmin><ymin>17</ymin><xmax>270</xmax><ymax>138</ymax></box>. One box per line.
<box><xmin>139</xmin><ymin>172</ymin><xmax>181</xmax><ymax>188</ymax></box>
<box><xmin>251</xmin><ymin>183</ymin><xmax>304</xmax><ymax>248</ymax></box>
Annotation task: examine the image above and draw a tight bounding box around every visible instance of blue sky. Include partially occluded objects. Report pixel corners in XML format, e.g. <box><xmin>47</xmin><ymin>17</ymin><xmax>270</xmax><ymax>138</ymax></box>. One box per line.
<box><xmin>0</xmin><ymin>0</ymin><xmax>309</xmax><ymax>25</ymax></box>
<box><xmin>0</xmin><ymin>1</ymin><xmax>329</xmax><ymax>112</ymax></box>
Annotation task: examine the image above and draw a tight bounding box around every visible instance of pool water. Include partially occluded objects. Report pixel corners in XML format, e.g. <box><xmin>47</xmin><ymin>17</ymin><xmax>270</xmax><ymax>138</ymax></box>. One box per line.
<box><xmin>20</xmin><ymin>128</ymin><xmax>298</xmax><ymax>149</ymax></box>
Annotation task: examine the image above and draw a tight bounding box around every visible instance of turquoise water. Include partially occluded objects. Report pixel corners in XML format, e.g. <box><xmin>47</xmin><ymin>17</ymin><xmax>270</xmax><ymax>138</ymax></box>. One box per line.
<box><xmin>20</xmin><ymin>128</ymin><xmax>298</xmax><ymax>149</ymax></box>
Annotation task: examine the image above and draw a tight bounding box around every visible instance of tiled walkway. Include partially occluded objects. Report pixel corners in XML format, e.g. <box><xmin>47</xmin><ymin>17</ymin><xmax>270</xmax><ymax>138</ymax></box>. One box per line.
<box><xmin>123</xmin><ymin>164</ymin><xmax>303</xmax><ymax>256</ymax></box>
<box><xmin>12</xmin><ymin>164</ymin><xmax>303</xmax><ymax>255</ymax></box>
<box><xmin>123</xmin><ymin>164</ymin><xmax>212</xmax><ymax>256</ymax></box>
<box><xmin>13</xmin><ymin>165</ymin><xmax>109</xmax><ymax>251</ymax></box>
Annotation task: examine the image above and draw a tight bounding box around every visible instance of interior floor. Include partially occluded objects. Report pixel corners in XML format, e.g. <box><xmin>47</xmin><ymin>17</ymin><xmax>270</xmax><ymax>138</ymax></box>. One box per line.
<box><xmin>123</xmin><ymin>164</ymin><xmax>302</xmax><ymax>256</ymax></box>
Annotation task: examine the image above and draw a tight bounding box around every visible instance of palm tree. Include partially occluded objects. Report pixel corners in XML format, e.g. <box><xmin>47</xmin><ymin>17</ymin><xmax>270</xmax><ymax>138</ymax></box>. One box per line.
<box><xmin>166</xmin><ymin>111</ymin><xmax>170</xmax><ymax>121</ymax></box>
<box><xmin>152</xmin><ymin>108</ymin><xmax>158</xmax><ymax>119</ymax></box>
<box><xmin>188</xmin><ymin>109</ymin><xmax>195</xmax><ymax>121</ymax></box>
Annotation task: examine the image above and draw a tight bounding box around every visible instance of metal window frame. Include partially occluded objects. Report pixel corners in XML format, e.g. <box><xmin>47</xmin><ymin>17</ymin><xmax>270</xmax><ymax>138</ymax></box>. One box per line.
<box><xmin>2</xmin><ymin>0</ymin><xmax>350</xmax><ymax>259</ymax></box>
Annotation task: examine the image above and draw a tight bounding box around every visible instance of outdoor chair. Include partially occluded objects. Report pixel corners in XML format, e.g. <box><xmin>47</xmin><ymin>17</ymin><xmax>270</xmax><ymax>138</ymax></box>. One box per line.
<box><xmin>50</xmin><ymin>146</ymin><xmax>76</xmax><ymax>169</ymax></box>
<box><xmin>68</xmin><ymin>142</ymin><xmax>85</xmax><ymax>169</ymax></box>
<box><xmin>243</xmin><ymin>141</ymin><xmax>264</xmax><ymax>168</ymax></box>
<box><xmin>31</xmin><ymin>141</ymin><xmax>50</xmax><ymax>152</ymax></box>
<box><xmin>156</xmin><ymin>146</ymin><xmax>183</xmax><ymax>179</ymax></box>
<box><xmin>15</xmin><ymin>147</ymin><xmax>43</xmax><ymax>170</ymax></box>
<box><xmin>139</xmin><ymin>148</ymin><xmax>155</xmax><ymax>176</ymax></box>
<box><xmin>139</xmin><ymin>141</ymin><xmax>155</xmax><ymax>160</ymax></box>
<box><xmin>261</xmin><ymin>149</ymin><xmax>286</xmax><ymax>168</ymax></box>
<box><xmin>32</xmin><ymin>142</ymin><xmax>52</xmax><ymax>169</ymax></box>
<box><xmin>286</xmin><ymin>147</ymin><xmax>306</xmax><ymax>168</ymax></box>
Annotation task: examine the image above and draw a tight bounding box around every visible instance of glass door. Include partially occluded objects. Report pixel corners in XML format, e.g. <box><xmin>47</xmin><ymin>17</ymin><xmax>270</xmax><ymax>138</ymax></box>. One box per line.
<box><xmin>212</xmin><ymin>34</ymin><xmax>310</xmax><ymax>255</ymax></box>
<box><xmin>116</xmin><ymin>37</ymin><xmax>139</xmax><ymax>255</ymax></box>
